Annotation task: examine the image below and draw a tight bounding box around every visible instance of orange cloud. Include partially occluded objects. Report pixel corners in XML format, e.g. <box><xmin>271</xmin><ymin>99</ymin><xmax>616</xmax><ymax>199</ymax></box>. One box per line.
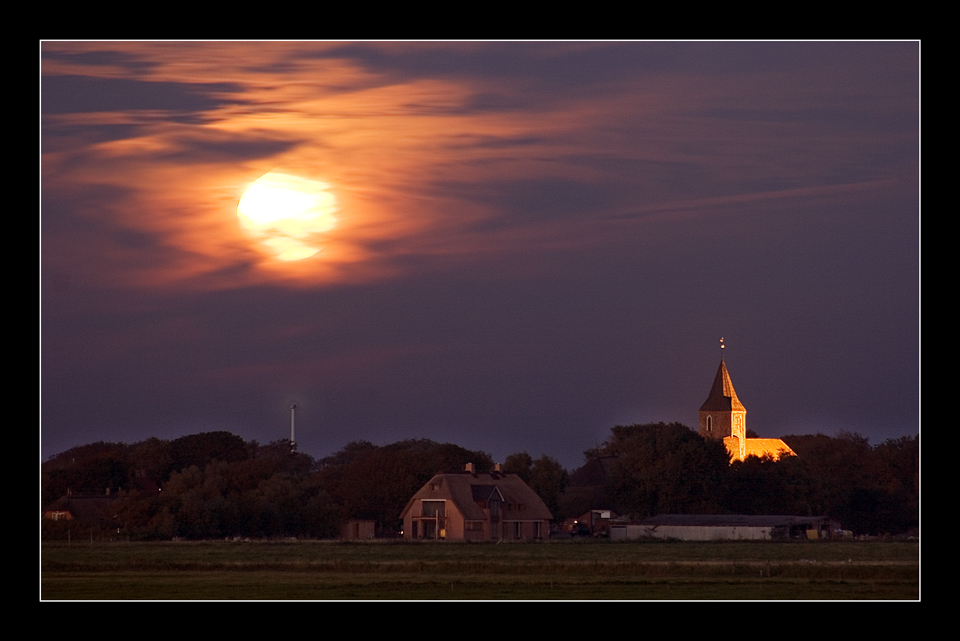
<box><xmin>43</xmin><ymin>42</ymin><xmax>916</xmax><ymax>293</ymax></box>
<box><xmin>42</xmin><ymin>42</ymin><xmax>573</xmax><ymax>290</ymax></box>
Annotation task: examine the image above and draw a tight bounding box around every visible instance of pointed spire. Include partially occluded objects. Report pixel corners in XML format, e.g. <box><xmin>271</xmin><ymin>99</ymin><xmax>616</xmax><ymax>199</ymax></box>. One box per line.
<box><xmin>699</xmin><ymin>358</ymin><xmax>745</xmax><ymax>412</ymax></box>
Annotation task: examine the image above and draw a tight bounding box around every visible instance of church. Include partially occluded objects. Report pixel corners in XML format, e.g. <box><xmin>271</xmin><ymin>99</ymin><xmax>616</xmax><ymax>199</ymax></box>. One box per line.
<box><xmin>698</xmin><ymin>354</ymin><xmax>796</xmax><ymax>463</ymax></box>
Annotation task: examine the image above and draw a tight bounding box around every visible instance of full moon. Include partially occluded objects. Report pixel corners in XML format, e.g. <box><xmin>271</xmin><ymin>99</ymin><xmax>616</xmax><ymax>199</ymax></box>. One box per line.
<box><xmin>237</xmin><ymin>172</ymin><xmax>337</xmax><ymax>261</ymax></box>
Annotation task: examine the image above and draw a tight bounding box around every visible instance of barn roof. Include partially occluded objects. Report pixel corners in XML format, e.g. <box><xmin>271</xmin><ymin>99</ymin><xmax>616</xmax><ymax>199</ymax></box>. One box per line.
<box><xmin>641</xmin><ymin>514</ymin><xmax>833</xmax><ymax>527</ymax></box>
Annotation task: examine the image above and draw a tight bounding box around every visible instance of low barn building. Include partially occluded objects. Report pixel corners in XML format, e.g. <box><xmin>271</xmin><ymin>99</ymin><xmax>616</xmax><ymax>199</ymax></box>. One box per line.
<box><xmin>610</xmin><ymin>514</ymin><xmax>842</xmax><ymax>541</ymax></box>
<box><xmin>400</xmin><ymin>464</ymin><xmax>553</xmax><ymax>541</ymax></box>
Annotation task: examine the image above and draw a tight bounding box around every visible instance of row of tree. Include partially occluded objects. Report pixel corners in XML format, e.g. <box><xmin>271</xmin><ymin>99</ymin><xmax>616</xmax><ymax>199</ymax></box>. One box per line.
<box><xmin>564</xmin><ymin>423</ymin><xmax>918</xmax><ymax>536</ymax></box>
<box><xmin>41</xmin><ymin>424</ymin><xmax>918</xmax><ymax>540</ymax></box>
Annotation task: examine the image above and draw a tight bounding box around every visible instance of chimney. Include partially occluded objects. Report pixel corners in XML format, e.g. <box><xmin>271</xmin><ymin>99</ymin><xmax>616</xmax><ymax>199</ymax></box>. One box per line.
<box><xmin>464</xmin><ymin>462</ymin><xmax>475</xmax><ymax>473</ymax></box>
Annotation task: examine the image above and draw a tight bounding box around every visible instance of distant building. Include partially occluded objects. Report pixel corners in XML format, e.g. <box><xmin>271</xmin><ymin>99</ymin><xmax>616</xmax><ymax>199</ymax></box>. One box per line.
<box><xmin>42</xmin><ymin>493</ymin><xmax>119</xmax><ymax>529</ymax></box>
<box><xmin>340</xmin><ymin>519</ymin><xmax>376</xmax><ymax>540</ymax></box>
<box><xmin>400</xmin><ymin>463</ymin><xmax>552</xmax><ymax>541</ymax></box>
<box><xmin>698</xmin><ymin>357</ymin><xmax>796</xmax><ymax>462</ymax></box>
<box><xmin>562</xmin><ymin>509</ymin><xmax>618</xmax><ymax>537</ymax></box>
<box><xmin>610</xmin><ymin>514</ymin><xmax>843</xmax><ymax>541</ymax></box>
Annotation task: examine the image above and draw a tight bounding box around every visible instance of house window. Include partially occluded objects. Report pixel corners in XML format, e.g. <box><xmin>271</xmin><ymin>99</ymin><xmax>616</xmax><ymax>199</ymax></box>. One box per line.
<box><xmin>514</xmin><ymin>521</ymin><xmax>522</xmax><ymax>539</ymax></box>
<box><xmin>465</xmin><ymin>521</ymin><xmax>483</xmax><ymax>531</ymax></box>
<box><xmin>489</xmin><ymin>499</ymin><xmax>500</xmax><ymax>517</ymax></box>
<box><xmin>422</xmin><ymin>500</ymin><xmax>445</xmax><ymax>517</ymax></box>
<box><xmin>534</xmin><ymin>522</ymin><xmax>542</xmax><ymax>539</ymax></box>
<box><xmin>411</xmin><ymin>521</ymin><xmax>418</xmax><ymax>538</ymax></box>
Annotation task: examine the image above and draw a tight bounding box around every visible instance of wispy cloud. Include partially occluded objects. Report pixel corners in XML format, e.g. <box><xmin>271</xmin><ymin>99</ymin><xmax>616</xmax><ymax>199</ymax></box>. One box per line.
<box><xmin>42</xmin><ymin>42</ymin><xmax>917</xmax><ymax>294</ymax></box>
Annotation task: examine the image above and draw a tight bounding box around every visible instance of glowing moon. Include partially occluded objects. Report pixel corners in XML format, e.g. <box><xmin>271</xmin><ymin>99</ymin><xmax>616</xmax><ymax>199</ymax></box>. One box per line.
<box><xmin>237</xmin><ymin>172</ymin><xmax>337</xmax><ymax>261</ymax></box>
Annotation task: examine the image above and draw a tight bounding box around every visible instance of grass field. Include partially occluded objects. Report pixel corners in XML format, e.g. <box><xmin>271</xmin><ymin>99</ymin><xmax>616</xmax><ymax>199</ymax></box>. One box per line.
<box><xmin>40</xmin><ymin>538</ymin><xmax>919</xmax><ymax>600</ymax></box>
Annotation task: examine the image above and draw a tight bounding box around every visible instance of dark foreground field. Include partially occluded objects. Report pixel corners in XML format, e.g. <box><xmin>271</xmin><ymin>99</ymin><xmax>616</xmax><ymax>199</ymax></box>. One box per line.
<box><xmin>41</xmin><ymin>538</ymin><xmax>919</xmax><ymax>600</ymax></box>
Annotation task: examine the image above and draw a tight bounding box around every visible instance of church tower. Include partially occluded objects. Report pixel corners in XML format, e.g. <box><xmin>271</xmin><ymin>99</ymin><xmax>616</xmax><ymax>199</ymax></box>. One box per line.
<box><xmin>698</xmin><ymin>357</ymin><xmax>747</xmax><ymax>461</ymax></box>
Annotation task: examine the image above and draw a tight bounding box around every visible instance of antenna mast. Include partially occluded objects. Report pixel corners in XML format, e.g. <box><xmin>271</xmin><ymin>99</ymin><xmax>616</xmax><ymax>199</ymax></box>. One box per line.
<box><xmin>290</xmin><ymin>403</ymin><xmax>297</xmax><ymax>453</ymax></box>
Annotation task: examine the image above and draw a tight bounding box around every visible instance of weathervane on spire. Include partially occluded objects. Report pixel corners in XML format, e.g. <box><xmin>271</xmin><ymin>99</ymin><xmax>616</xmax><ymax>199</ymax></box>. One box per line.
<box><xmin>720</xmin><ymin>337</ymin><xmax>725</xmax><ymax>359</ymax></box>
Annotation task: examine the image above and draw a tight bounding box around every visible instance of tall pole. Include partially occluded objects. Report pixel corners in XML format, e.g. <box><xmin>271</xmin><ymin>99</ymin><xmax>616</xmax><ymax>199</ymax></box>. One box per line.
<box><xmin>290</xmin><ymin>403</ymin><xmax>297</xmax><ymax>452</ymax></box>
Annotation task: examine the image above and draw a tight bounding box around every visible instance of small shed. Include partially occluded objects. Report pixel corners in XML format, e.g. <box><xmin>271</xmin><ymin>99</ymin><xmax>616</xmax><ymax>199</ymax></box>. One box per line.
<box><xmin>340</xmin><ymin>519</ymin><xmax>376</xmax><ymax>540</ymax></box>
<box><xmin>563</xmin><ymin>509</ymin><xmax>619</xmax><ymax>536</ymax></box>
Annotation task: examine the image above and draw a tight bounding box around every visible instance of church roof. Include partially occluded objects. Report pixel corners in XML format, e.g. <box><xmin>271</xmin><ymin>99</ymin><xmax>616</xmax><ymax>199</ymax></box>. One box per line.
<box><xmin>723</xmin><ymin>436</ymin><xmax>796</xmax><ymax>461</ymax></box>
<box><xmin>699</xmin><ymin>359</ymin><xmax>746</xmax><ymax>412</ymax></box>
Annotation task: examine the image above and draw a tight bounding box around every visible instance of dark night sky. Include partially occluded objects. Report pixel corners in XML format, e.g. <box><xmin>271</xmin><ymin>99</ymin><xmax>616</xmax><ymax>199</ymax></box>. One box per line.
<box><xmin>41</xmin><ymin>41</ymin><xmax>920</xmax><ymax>470</ymax></box>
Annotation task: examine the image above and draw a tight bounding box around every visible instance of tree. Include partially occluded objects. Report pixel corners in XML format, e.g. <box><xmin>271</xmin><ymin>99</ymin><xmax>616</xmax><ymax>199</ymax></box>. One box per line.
<box><xmin>528</xmin><ymin>455</ymin><xmax>569</xmax><ymax>521</ymax></box>
<box><xmin>42</xmin><ymin>441</ymin><xmax>131</xmax><ymax>505</ymax></box>
<box><xmin>503</xmin><ymin>451</ymin><xmax>533</xmax><ymax>481</ymax></box>
<box><xmin>780</xmin><ymin>432</ymin><xmax>918</xmax><ymax>535</ymax></box>
<box><xmin>726</xmin><ymin>453</ymin><xmax>814</xmax><ymax>515</ymax></box>
<box><xmin>317</xmin><ymin>439</ymin><xmax>495</xmax><ymax>535</ymax></box>
<box><xmin>580</xmin><ymin>422</ymin><xmax>729</xmax><ymax>518</ymax></box>
<box><xmin>162</xmin><ymin>431</ymin><xmax>248</xmax><ymax>481</ymax></box>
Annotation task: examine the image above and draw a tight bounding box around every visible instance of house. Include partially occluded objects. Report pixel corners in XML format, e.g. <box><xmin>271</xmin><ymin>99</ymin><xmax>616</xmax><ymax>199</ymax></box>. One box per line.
<box><xmin>609</xmin><ymin>514</ymin><xmax>843</xmax><ymax>541</ymax></box>
<box><xmin>42</xmin><ymin>493</ymin><xmax>119</xmax><ymax>529</ymax></box>
<box><xmin>399</xmin><ymin>463</ymin><xmax>553</xmax><ymax>541</ymax></box>
<box><xmin>698</xmin><ymin>355</ymin><xmax>796</xmax><ymax>462</ymax></box>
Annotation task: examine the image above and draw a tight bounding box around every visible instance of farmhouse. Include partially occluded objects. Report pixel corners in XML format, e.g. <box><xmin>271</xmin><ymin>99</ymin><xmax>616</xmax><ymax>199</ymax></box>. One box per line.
<box><xmin>42</xmin><ymin>493</ymin><xmax>119</xmax><ymax>529</ymax></box>
<box><xmin>698</xmin><ymin>356</ymin><xmax>796</xmax><ymax>462</ymax></box>
<box><xmin>400</xmin><ymin>463</ymin><xmax>552</xmax><ymax>541</ymax></box>
<box><xmin>610</xmin><ymin>514</ymin><xmax>843</xmax><ymax>541</ymax></box>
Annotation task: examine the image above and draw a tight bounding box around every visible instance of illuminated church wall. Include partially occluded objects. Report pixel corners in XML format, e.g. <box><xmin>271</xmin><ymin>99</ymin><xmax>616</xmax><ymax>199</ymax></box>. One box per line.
<box><xmin>698</xmin><ymin>354</ymin><xmax>795</xmax><ymax>463</ymax></box>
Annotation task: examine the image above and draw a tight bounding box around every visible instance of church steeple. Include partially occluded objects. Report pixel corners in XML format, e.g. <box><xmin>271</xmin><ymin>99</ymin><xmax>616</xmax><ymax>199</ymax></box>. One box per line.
<box><xmin>698</xmin><ymin>355</ymin><xmax>747</xmax><ymax>459</ymax></box>
<box><xmin>699</xmin><ymin>358</ymin><xmax>746</xmax><ymax>414</ymax></box>
<box><xmin>696</xmin><ymin>341</ymin><xmax>797</xmax><ymax>464</ymax></box>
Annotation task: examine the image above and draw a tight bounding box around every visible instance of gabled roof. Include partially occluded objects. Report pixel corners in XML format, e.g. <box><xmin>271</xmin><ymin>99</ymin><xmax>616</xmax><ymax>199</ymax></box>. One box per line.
<box><xmin>43</xmin><ymin>495</ymin><xmax>119</xmax><ymax>525</ymax></box>
<box><xmin>699</xmin><ymin>359</ymin><xmax>745</xmax><ymax>412</ymax></box>
<box><xmin>400</xmin><ymin>472</ymin><xmax>553</xmax><ymax>522</ymax></box>
<box><xmin>471</xmin><ymin>484</ymin><xmax>505</xmax><ymax>504</ymax></box>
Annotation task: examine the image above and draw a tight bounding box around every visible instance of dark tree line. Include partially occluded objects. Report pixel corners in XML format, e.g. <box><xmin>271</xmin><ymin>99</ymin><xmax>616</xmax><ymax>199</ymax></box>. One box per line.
<box><xmin>42</xmin><ymin>433</ymin><xmax>496</xmax><ymax>540</ymax></box>
<box><xmin>42</xmin><ymin>424</ymin><xmax>918</xmax><ymax>540</ymax></box>
<box><xmin>42</xmin><ymin>432</ymin><xmax>335</xmax><ymax>540</ymax></box>
<box><xmin>562</xmin><ymin>423</ymin><xmax>919</xmax><ymax>536</ymax></box>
